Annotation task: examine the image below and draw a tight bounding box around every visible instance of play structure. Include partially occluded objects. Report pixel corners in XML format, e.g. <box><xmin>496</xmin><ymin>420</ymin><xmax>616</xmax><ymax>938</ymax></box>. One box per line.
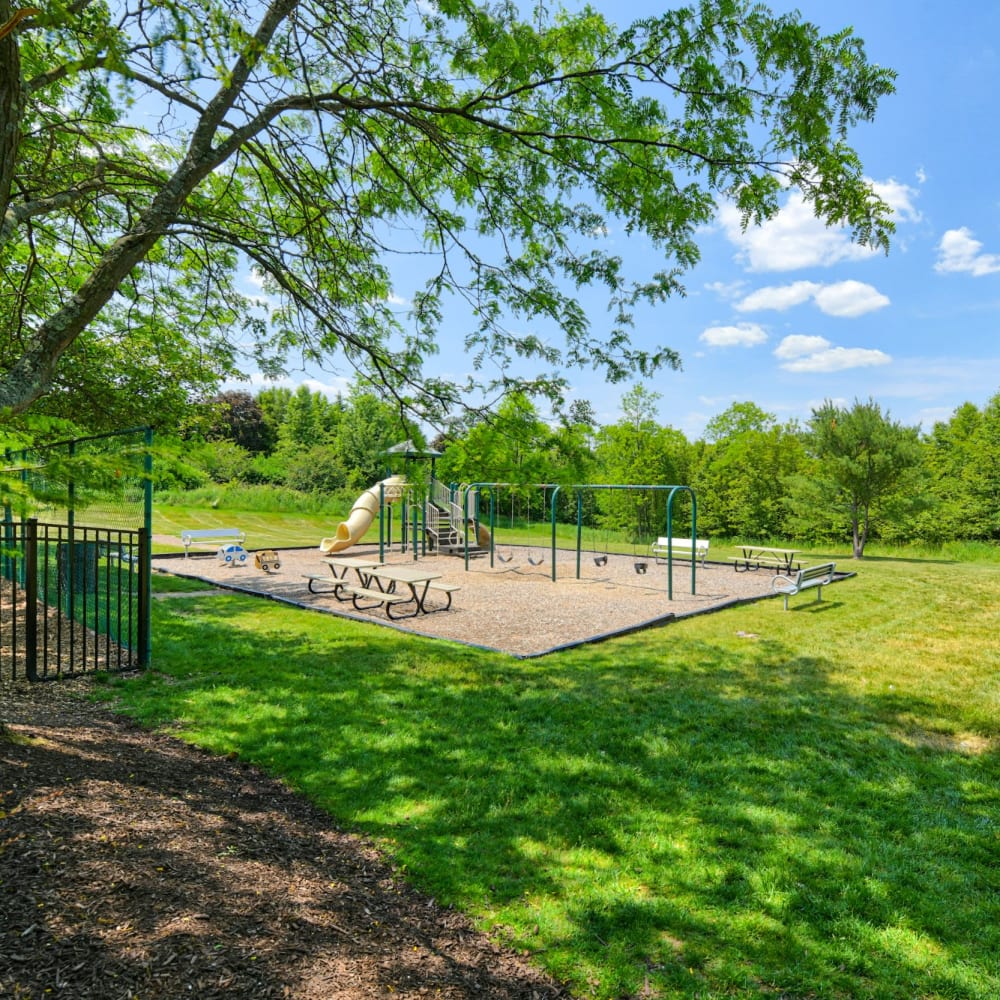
<box><xmin>319</xmin><ymin>475</ymin><xmax>492</xmax><ymax>561</ymax></box>
<box><xmin>217</xmin><ymin>542</ymin><xmax>248</xmax><ymax>566</ymax></box>
<box><xmin>254</xmin><ymin>549</ymin><xmax>281</xmax><ymax>573</ymax></box>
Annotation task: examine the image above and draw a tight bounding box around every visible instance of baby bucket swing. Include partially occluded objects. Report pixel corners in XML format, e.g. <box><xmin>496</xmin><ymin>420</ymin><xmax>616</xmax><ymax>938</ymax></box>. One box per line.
<box><xmin>496</xmin><ymin>489</ymin><xmax>515</xmax><ymax>564</ymax></box>
<box><xmin>633</xmin><ymin>495</ymin><xmax>649</xmax><ymax>575</ymax></box>
<box><xmin>526</xmin><ymin>487</ymin><xmax>545</xmax><ymax>567</ymax></box>
<box><xmin>589</xmin><ymin>495</ymin><xmax>608</xmax><ymax>567</ymax></box>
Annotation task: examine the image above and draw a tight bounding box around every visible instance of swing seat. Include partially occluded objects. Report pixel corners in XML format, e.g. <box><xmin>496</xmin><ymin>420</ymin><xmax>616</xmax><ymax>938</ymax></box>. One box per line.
<box><xmin>527</xmin><ymin>553</ymin><xmax>545</xmax><ymax>566</ymax></box>
<box><xmin>497</xmin><ymin>550</ymin><xmax>513</xmax><ymax>563</ymax></box>
<box><xmin>634</xmin><ymin>560</ymin><xmax>648</xmax><ymax>575</ymax></box>
<box><xmin>593</xmin><ymin>554</ymin><xmax>608</xmax><ymax>567</ymax></box>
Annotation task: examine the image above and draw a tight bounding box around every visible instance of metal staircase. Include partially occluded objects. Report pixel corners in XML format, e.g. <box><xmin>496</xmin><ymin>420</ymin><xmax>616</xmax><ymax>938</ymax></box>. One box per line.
<box><xmin>424</xmin><ymin>483</ymin><xmax>488</xmax><ymax>557</ymax></box>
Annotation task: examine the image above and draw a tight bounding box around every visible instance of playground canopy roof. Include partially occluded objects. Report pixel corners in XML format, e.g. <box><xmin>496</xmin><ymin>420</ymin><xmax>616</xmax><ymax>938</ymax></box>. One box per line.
<box><xmin>381</xmin><ymin>439</ymin><xmax>443</xmax><ymax>476</ymax></box>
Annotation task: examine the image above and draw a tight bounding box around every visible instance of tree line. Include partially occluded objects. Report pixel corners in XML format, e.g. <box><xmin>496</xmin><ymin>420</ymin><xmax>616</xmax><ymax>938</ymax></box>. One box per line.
<box><xmin>191</xmin><ymin>383</ymin><xmax>1000</xmax><ymax>558</ymax></box>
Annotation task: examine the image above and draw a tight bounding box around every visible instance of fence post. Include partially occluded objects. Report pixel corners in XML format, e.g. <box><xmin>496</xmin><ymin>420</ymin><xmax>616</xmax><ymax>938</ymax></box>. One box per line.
<box><xmin>24</xmin><ymin>518</ymin><xmax>38</xmax><ymax>681</ymax></box>
<box><xmin>138</xmin><ymin>527</ymin><xmax>151</xmax><ymax>667</ymax></box>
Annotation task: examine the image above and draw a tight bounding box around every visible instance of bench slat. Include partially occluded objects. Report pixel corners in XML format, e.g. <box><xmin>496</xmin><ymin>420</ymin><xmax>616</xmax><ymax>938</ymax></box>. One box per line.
<box><xmin>344</xmin><ymin>586</ymin><xmax>410</xmax><ymax>604</ymax></box>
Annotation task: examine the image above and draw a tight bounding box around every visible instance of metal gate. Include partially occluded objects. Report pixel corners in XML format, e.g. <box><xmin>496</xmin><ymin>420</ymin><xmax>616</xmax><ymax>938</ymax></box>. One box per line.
<box><xmin>1</xmin><ymin>519</ymin><xmax>150</xmax><ymax>681</ymax></box>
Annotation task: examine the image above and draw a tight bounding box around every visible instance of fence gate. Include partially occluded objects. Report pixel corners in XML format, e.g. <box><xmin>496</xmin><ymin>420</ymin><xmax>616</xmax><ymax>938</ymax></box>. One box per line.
<box><xmin>2</xmin><ymin>426</ymin><xmax>152</xmax><ymax>681</ymax></box>
<box><xmin>1</xmin><ymin>520</ymin><xmax>149</xmax><ymax>681</ymax></box>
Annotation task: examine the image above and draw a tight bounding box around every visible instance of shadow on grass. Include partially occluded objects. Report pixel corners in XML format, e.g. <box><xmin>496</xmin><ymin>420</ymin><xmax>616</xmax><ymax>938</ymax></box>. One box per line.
<box><xmin>2</xmin><ymin>711</ymin><xmax>562</xmax><ymax>998</ymax></box>
<box><xmin>100</xmin><ymin>592</ymin><xmax>1000</xmax><ymax>1000</ymax></box>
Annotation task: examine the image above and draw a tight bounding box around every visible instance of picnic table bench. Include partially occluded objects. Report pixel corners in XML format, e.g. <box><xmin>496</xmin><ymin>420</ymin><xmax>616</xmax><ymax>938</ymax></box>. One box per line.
<box><xmin>731</xmin><ymin>544</ymin><xmax>801</xmax><ymax>575</ymax></box>
<box><xmin>650</xmin><ymin>537</ymin><xmax>710</xmax><ymax>567</ymax></box>
<box><xmin>344</xmin><ymin>566</ymin><xmax>461</xmax><ymax>617</ymax></box>
<box><xmin>303</xmin><ymin>556</ymin><xmax>382</xmax><ymax>598</ymax></box>
<box><xmin>424</xmin><ymin>580</ymin><xmax>461</xmax><ymax>611</ymax></box>
<box><xmin>343</xmin><ymin>585</ymin><xmax>415</xmax><ymax>617</ymax></box>
<box><xmin>771</xmin><ymin>562</ymin><xmax>837</xmax><ymax>610</ymax></box>
<box><xmin>181</xmin><ymin>527</ymin><xmax>245</xmax><ymax>557</ymax></box>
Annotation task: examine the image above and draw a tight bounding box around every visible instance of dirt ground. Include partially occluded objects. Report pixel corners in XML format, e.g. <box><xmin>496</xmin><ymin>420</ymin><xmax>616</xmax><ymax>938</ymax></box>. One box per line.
<box><xmin>153</xmin><ymin>544</ymin><xmax>780</xmax><ymax>657</ymax></box>
<box><xmin>1</xmin><ymin>675</ymin><xmax>571</xmax><ymax>999</ymax></box>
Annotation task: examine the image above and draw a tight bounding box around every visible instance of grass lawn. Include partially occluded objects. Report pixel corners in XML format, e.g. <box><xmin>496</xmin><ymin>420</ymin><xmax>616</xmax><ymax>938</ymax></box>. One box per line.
<box><xmin>100</xmin><ymin>530</ymin><xmax>1000</xmax><ymax>999</ymax></box>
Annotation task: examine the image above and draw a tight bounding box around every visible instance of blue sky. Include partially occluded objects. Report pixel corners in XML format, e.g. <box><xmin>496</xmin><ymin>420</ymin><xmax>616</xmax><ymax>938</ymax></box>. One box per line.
<box><xmin>243</xmin><ymin>0</ymin><xmax>1000</xmax><ymax>440</ymax></box>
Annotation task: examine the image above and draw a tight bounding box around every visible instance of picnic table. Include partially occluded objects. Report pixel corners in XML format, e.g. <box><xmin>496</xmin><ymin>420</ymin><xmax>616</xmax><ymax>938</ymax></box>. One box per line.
<box><xmin>731</xmin><ymin>544</ymin><xmax>801</xmax><ymax>575</ymax></box>
<box><xmin>303</xmin><ymin>556</ymin><xmax>382</xmax><ymax>597</ymax></box>
<box><xmin>362</xmin><ymin>565</ymin><xmax>444</xmax><ymax>615</ymax></box>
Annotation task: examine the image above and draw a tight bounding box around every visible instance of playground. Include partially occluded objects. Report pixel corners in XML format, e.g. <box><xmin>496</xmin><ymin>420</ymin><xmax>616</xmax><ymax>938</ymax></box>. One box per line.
<box><xmin>154</xmin><ymin>474</ymin><xmax>797</xmax><ymax>655</ymax></box>
<box><xmin>153</xmin><ymin>543</ymin><xmax>779</xmax><ymax>658</ymax></box>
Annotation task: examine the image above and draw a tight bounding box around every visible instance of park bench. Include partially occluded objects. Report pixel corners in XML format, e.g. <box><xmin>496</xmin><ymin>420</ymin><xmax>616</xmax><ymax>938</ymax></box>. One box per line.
<box><xmin>650</xmin><ymin>537</ymin><xmax>710</xmax><ymax>567</ymax></box>
<box><xmin>771</xmin><ymin>562</ymin><xmax>837</xmax><ymax>610</ymax></box>
<box><xmin>180</xmin><ymin>527</ymin><xmax>246</xmax><ymax>557</ymax></box>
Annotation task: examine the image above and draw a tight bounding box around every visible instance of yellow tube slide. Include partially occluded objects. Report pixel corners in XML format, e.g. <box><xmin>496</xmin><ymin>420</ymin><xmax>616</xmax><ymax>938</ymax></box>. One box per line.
<box><xmin>319</xmin><ymin>476</ymin><xmax>407</xmax><ymax>554</ymax></box>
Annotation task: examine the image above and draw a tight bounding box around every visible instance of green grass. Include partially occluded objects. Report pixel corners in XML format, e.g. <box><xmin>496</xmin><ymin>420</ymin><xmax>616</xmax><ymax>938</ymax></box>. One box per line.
<box><xmin>153</xmin><ymin>502</ymin><xmax>349</xmax><ymax>550</ymax></box>
<box><xmin>101</xmin><ymin>521</ymin><xmax>1000</xmax><ymax>999</ymax></box>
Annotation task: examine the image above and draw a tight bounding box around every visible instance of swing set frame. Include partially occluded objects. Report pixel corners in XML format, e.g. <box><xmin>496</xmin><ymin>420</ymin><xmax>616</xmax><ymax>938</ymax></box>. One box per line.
<box><xmin>463</xmin><ymin>482</ymin><xmax>699</xmax><ymax>599</ymax></box>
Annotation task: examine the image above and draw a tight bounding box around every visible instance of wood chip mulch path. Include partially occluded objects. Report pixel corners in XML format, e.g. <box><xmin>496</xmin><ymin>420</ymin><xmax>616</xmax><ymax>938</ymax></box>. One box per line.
<box><xmin>1</xmin><ymin>675</ymin><xmax>570</xmax><ymax>999</ymax></box>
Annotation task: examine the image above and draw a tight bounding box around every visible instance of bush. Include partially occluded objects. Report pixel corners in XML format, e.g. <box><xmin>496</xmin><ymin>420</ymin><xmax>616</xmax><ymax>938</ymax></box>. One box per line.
<box><xmin>156</xmin><ymin>483</ymin><xmax>351</xmax><ymax>514</ymax></box>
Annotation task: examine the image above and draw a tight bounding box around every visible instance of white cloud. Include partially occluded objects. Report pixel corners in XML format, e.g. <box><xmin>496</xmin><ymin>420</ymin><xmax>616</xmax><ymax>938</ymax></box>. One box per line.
<box><xmin>719</xmin><ymin>175</ymin><xmax>919</xmax><ymax>272</ymax></box>
<box><xmin>871</xmin><ymin>178</ymin><xmax>922</xmax><ymax>224</ymax></box>
<box><xmin>776</xmin><ymin>342</ymin><xmax>892</xmax><ymax>373</ymax></box>
<box><xmin>233</xmin><ymin>372</ymin><xmax>352</xmax><ymax>400</ymax></box>
<box><xmin>699</xmin><ymin>322</ymin><xmax>768</xmax><ymax>348</ymax></box>
<box><xmin>719</xmin><ymin>194</ymin><xmax>876</xmax><ymax>272</ymax></box>
<box><xmin>735</xmin><ymin>281</ymin><xmax>819</xmax><ymax>312</ymax></box>
<box><xmin>935</xmin><ymin>227</ymin><xmax>1000</xmax><ymax>276</ymax></box>
<box><xmin>736</xmin><ymin>279</ymin><xmax>889</xmax><ymax>318</ymax></box>
<box><xmin>704</xmin><ymin>279</ymin><xmax>747</xmax><ymax>301</ymax></box>
<box><xmin>812</xmin><ymin>280</ymin><xmax>891</xmax><ymax>318</ymax></box>
<box><xmin>773</xmin><ymin>335</ymin><xmax>831</xmax><ymax>360</ymax></box>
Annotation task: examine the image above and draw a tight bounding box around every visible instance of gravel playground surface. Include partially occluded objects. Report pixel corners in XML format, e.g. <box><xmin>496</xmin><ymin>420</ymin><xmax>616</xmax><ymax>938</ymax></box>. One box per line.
<box><xmin>153</xmin><ymin>545</ymin><xmax>781</xmax><ymax>657</ymax></box>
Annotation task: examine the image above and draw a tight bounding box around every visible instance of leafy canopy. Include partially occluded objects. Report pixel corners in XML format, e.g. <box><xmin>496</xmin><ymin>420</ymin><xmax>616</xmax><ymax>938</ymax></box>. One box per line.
<box><xmin>1</xmin><ymin>0</ymin><xmax>895</xmax><ymax>431</ymax></box>
<box><xmin>787</xmin><ymin>398</ymin><xmax>924</xmax><ymax>557</ymax></box>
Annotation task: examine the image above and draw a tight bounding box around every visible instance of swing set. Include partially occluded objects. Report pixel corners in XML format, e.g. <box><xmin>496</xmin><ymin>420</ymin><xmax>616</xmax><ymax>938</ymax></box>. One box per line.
<box><xmin>462</xmin><ymin>481</ymin><xmax>698</xmax><ymax>600</ymax></box>
<box><xmin>462</xmin><ymin>483</ymin><xmax>552</xmax><ymax>568</ymax></box>
<box><xmin>567</xmin><ymin>484</ymin><xmax>699</xmax><ymax>599</ymax></box>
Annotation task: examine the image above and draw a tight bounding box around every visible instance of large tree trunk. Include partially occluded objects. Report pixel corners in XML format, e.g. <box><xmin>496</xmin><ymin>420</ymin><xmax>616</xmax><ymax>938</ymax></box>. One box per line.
<box><xmin>0</xmin><ymin>2</ymin><xmax>26</xmax><ymax>214</ymax></box>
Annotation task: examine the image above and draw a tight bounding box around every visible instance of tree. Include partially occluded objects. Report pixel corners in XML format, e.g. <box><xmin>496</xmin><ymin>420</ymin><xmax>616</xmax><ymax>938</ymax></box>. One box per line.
<box><xmin>920</xmin><ymin>392</ymin><xmax>1000</xmax><ymax>541</ymax></box>
<box><xmin>333</xmin><ymin>388</ymin><xmax>407</xmax><ymax>490</ymax></box>
<box><xmin>438</xmin><ymin>393</ymin><xmax>554</xmax><ymax>487</ymax></box>
<box><xmin>703</xmin><ymin>401</ymin><xmax>776</xmax><ymax>443</ymax></box>
<box><xmin>786</xmin><ymin>399</ymin><xmax>924</xmax><ymax>557</ymax></box>
<box><xmin>1</xmin><ymin>0</ymin><xmax>895</xmax><ymax>428</ymax></box>
<box><xmin>593</xmin><ymin>388</ymin><xmax>693</xmax><ymax>539</ymax></box>
<box><xmin>694</xmin><ymin>403</ymin><xmax>805</xmax><ymax>539</ymax></box>
<box><xmin>206</xmin><ymin>391</ymin><xmax>273</xmax><ymax>454</ymax></box>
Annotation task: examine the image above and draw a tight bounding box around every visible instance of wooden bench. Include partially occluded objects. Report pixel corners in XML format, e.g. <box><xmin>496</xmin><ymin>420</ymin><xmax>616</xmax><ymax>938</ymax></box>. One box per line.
<box><xmin>650</xmin><ymin>537</ymin><xmax>710</xmax><ymax>567</ymax></box>
<box><xmin>771</xmin><ymin>562</ymin><xmax>837</xmax><ymax>610</ymax></box>
<box><xmin>181</xmin><ymin>527</ymin><xmax>245</xmax><ymax>557</ymax></box>
<box><xmin>302</xmin><ymin>574</ymin><xmax>349</xmax><ymax>597</ymax></box>
<box><xmin>341</xmin><ymin>585</ymin><xmax>414</xmax><ymax>618</ymax></box>
<box><xmin>424</xmin><ymin>581</ymin><xmax>461</xmax><ymax>611</ymax></box>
